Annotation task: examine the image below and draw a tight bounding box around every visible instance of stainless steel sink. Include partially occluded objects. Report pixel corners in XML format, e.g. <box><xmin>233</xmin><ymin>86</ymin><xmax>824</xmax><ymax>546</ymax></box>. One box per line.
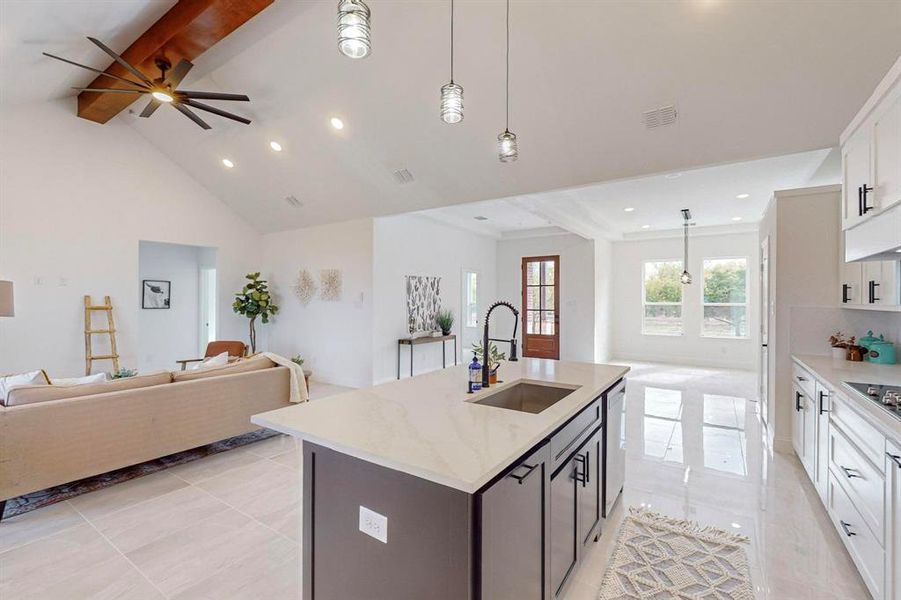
<box><xmin>470</xmin><ymin>381</ymin><xmax>580</xmax><ymax>414</ymax></box>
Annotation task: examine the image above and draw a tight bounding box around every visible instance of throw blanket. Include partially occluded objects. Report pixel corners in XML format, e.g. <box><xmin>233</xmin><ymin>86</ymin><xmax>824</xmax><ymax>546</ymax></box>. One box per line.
<box><xmin>259</xmin><ymin>352</ymin><xmax>309</xmax><ymax>403</ymax></box>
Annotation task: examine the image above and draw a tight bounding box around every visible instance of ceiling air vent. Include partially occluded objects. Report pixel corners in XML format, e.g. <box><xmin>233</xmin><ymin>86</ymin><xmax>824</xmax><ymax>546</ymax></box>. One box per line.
<box><xmin>284</xmin><ymin>195</ymin><xmax>302</xmax><ymax>208</ymax></box>
<box><xmin>643</xmin><ymin>105</ymin><xmax>678</xmax><ymax>129</ymax></box>
<box><xmin>392</xmin><ymin>168</ymin><xmax>414</xmax><ymax>185</ymax></box>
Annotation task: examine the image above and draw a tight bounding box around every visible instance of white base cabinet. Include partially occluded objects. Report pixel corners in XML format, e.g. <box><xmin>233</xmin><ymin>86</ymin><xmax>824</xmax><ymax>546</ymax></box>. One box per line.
<box><xmin>888</xmin><ymin>441</ymin><xmax>901</xmax><ymax>600</ymax></box>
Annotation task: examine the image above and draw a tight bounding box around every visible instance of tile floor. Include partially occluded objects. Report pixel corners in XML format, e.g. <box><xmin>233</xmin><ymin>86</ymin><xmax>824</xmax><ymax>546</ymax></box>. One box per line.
<box><xmin>0</xmin><ymin>367</ymin><xmax>871</xmax><ymax>599</ymax></box>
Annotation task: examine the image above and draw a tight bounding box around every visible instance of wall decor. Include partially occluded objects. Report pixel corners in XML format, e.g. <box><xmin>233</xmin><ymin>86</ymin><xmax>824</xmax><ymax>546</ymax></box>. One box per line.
<box><xmin>320</xmin><ymin>269</ymin><xmax>343</xmax><ymax>301</ymax></box>
<box><xmin>142</xmin><ymin>280</ymin><xmax>170</xmax><ymax>309</ymax></box>
<box><xmin>293</xmin><ymin>269</ymin><xmax>317</xmax><ymax>306</ymax></box>
<box><xmin>406</xmin><ymin>275</ymin><xmax>441</xmax><ymax>335</ymax></box>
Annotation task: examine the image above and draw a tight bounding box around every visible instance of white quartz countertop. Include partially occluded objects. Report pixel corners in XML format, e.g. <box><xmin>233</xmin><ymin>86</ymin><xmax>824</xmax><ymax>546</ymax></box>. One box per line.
<box><xmin>793</xmin><ymin>354</ymin><xmax>901</xmax><ymax>440</ymax></box>
<box><xmin>252</xmin><ymin>358</ymin><xmax>629</xmax><ymax>493</ymax></box>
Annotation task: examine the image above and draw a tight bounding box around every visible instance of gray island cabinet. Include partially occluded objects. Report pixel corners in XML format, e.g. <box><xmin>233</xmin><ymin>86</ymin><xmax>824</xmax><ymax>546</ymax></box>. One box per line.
<box><xmin>252</xmin><ymin>358</ymin><xmax>629</xmax><ymax>600</ymax></box>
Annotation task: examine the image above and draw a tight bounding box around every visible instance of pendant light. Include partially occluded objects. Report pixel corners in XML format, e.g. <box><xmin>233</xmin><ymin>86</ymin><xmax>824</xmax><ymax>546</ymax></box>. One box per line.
<box><xmin>497</xmin><ymin>0</ymin><xmax>517</xmax><ymax>162</ymax></box>
<box><xmin>337</xmin><ymin>0</ymin><xmax>371</xmax><ymax>59</ymax></box>
<box><xmin>680</xmin><ymin>208</ymin><xmax>692</xmax><ymax>284</ymax></box>
<box><xmin>440</xmin><ymin>0</ymin><xmax>464</xmax><ymax>124</ymax></box>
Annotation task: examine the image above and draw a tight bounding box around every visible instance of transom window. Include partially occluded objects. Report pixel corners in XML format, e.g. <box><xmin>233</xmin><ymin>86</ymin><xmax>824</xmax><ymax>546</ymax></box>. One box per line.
<box><xmin>642</xmin><ymin>260</ymin><xmax>683</xmax><ymax>335</ymax></box>
<box><xmin>702</xmin><ymin>258</ymin><xmax>748</xmax><ymax>338</ymax></box>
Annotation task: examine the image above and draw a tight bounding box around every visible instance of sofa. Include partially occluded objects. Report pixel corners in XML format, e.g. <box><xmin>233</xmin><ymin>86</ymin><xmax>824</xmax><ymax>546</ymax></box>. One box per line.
<box><xmin>0</xmin><ymin>355</ymin><xmax>291</xmax><ymax>513</ymax></box>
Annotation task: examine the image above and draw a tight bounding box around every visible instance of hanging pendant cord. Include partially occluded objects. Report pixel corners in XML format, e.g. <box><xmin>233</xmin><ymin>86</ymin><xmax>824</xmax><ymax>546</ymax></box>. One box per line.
<box><xmin>505</xmin><ymin>0</ymin><xmax>510</xmax><ymax>131</ymax></box>
<box><xmin>450</xmin><ymin>0</ymin><xmax>454</xmax><ymax>82</ymax></box>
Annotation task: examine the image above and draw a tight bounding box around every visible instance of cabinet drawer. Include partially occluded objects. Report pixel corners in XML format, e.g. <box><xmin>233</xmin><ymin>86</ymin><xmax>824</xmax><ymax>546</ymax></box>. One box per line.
<box><xmin>791</xmin><ymin>363</ymin><xmax>816</xmax><ymax>399</ymax></box>
<box><xmin>550</xmin><ymin>397</ymin><xmax>601</xmax><ymax>473</ymax></box>
<box><xmin>827</xmin><ymin>475</ymin><xmax>885</xmax><ymax>599</ymax></box>
<box><xmin>831</xmin><ymin>393</ymin><xmax>887</xmax><ymax>471</ymax></box>
<box><xmin>829</xmin><ymin>424</ymin><xmax>885</xmax><ymax>545</ymax></box>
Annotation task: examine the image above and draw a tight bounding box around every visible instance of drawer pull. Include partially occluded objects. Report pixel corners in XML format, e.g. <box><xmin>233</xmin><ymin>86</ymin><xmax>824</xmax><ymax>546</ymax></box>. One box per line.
<box><xmin>574</xmin><ymin>454</ymin><xmax>587</xmax><ymax>487</ymax></box>
<box><xmin>795</xmin><ymin>391</ymin><xmax>802</xmax><ymax>412</ymax></box>
<box><xmin>818</xmin><ymin>391</ymin><xmax>829</xmax><ymax>415</ymax></box>
<box><xmin>840</xmin><ymin>520</ymin><xmax>857</xmax><ymax>537</ymax></box>
<box><xmin>888</xmin><ymin>453</ymin><xmax>901</xmax><ymax>469</ymax></box>
<box><xmin>840</xmin><ymin>465</ymin><xmax>861</xmax><ymax>479</ymax></box>
<box><xmin>509</xmin><ymin>463</ymin><xmax>539</xmax><ymax>485</ymax></box>
<box><xmin>796</xmin><ymin>375</ymin><xmax>807</xmax><ymax>382</ymax></box>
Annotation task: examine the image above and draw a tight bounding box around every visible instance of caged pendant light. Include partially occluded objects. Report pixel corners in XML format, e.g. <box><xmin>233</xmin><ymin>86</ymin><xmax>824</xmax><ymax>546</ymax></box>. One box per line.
<box><xmin>440</xmin><ymin>0</ymin><xmax>464</xmax><ymax>124</ymax></box>
<box><xmin>680</xmin><ymin>209</ymin><xmax>692</xmax><ymax>285</ymax></box>
<box><xmin>497</xmin><ymin>0</ymin><xmax>517</xmax><ymax>162</ymax></box>
<box><xmin>337</xmin><ymin>0</ymin><xmax>371</xmax><ymax>59</ymax></box>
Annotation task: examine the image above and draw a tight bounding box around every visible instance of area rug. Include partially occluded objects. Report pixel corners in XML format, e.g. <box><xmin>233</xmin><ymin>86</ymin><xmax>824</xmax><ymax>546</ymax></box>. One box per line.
<box><xmin>598</xmin><ymin>507</ymin><xmax>753</xmax><ymax>600</ymax></box>
<box><xmin>2</xmin><ymin>428</ymin><xmax>280</xmax><ymax>519</ymax></box>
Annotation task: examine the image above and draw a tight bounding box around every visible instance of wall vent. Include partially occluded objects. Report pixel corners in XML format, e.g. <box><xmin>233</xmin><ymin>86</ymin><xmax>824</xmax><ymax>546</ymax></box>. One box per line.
<box><xmin>392</xmin><ymin>168</ymin><xmax>414</xmax><ymax>185</ymax></box>
<box><xmin>643</xmin><ymin>105</ymin><xmax>678</xmax><ymax>129</ymax></box>
<box><xmin>284</xmin><ymin>195</ymin><xmax>302</xmax><ymax>208</ymax></box>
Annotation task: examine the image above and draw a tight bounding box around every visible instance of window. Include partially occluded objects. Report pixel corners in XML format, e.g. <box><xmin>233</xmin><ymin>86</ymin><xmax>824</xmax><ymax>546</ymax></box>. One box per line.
<box><xmin>463</xmin><ymin>271</ymin><xmax>479</xmax><ymax>328</ymax></box>
<box><xmin>702</xmin><ymin>258</ymin><xmax>748</xmax><ymax>338</ymax></box>
<box><xmin>642</xmin><ymin>260</ymin><xmax>683</xmax><ymax>335</ymax></box>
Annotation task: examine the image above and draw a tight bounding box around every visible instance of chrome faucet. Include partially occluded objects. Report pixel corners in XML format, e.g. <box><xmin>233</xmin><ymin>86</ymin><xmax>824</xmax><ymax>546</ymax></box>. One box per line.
<box><xmin>482</xmin><ymin>300</ymin><xmax>519</xmax><ymax>388</ymax></box>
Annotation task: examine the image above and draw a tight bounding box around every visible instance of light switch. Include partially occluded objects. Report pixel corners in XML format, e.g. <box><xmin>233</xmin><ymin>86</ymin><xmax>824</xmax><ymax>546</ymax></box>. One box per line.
<box><xmin>359</xmin><ymin>505</ymin><xmax>387</xmax><ymax>543</ymax></box>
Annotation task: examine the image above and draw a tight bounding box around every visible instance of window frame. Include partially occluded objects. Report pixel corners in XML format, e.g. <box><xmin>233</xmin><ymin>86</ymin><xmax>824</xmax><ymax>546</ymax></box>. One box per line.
<box><xmin>461</xmin><ymin>269</ymin><xmax>480</xmax><ymax>329</ymax></box>
<box><xmin>641</xmin><ymin>258</ymin><xmax>684</xmax><ymax>337</ymax></box>
<box><xmin>699</xmin><ymin>256</ymin><xmax>750</xmax><ymax>340</ymax></box>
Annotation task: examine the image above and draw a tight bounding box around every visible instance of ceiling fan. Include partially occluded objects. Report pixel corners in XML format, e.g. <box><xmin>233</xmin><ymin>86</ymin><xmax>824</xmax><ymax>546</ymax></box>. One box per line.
<box><xmin>43</xmin><ymin>37</ymin><xmax>251</xmax><ymax>130</ymax></box>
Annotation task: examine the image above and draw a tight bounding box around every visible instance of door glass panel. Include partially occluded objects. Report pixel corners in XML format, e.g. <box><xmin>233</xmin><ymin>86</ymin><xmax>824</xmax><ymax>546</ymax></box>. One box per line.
<box><xmin>526</xmin><ymin>310</ymin><xmax>541</xmax><ymax>334</ymax></box>
<box><xmin>542</xmin><ymin>260</ymin><xmax>555</xmax><ymax>285</ymax></box>
<box><xmin>541</xmin><ymin>311</ymin><xmax>555</xmax><ymax>335</ymax></box>
<box><xmin>542</xmin><ymin>286</ymin><xmax>555</xmax><ymax>310</ymax></box>
<box><xmin>526</xmin><ymin>287</ymin><xmax>540</xmax><ymax>309</ymax></box>
<box><xmin>526</xmin><ymin>262</ymin><xmax>540</xmax><ymax>285</ymax></box>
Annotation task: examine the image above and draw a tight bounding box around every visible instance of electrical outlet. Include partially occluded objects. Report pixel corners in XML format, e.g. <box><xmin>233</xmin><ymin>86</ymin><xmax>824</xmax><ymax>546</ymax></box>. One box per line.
<box><xmin>359</xmin><ymin>506</ymin><xmax>387</xmax><ymax>543</ymax></box>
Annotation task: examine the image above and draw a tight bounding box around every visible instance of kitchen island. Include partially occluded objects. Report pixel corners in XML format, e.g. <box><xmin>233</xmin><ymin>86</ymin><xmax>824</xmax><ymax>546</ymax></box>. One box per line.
<box><xmin>252</xmin><ymin>358</ymin><xmax>629</xmax><ymax>600</ymax></box>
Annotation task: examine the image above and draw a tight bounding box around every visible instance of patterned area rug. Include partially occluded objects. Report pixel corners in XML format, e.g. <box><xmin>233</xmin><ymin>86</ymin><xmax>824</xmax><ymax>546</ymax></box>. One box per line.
<box><xmin>599</xmin><ymin>507</ymin><xmax>753</xmax><ymax>599</ymax></box>
<box><xmin>2</xmin><ymin>429</ymin><xmax>280</xmax><ymax>519</ymax></box>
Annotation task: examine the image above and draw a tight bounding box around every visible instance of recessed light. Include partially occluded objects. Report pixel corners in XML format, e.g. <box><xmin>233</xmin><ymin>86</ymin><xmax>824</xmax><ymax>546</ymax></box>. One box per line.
<box><xmin>624</xmin><ymin>207</ymin><xmax>635</xmax><ymax>212</ymax></box>
<box><xmin>736</xmin><ymin>193</ymin><xmax>750</xmax><ymax>199</ymax></box>
<box><xmin>474</xmin><ymin>216</ymin><xmax>489</xmax><ymax>221</ymax></box>
<box><xmin>221</xmin><ymin>158</ymin><xmax>234</xmax><ymax>168</ymax></box>
<box><xmin>895</xmin><ymin>248</ymin><xmax>901</xmax><ymax>253</ymax></box>
<box><xmin>641</xmin><ymin>224</ymin><xmax>651</xmax><ymax>229</ymax></box>
<box><xmin>731</xmin><ymin>523</ymin><xmax>742</xmax><ymax>529</ymax></box>
<box><xmin>330</xmin><ymin>117</ymin><xmax>344</xmax><ymax>130</ymax></box>
<box><xmin>269</xmin><ymin>141</ymin><xmax>283</xmax><ymax>152</ymax></box>
<box><xmin>664</xmin><ymin>173</ymin><xmax>682</xmax><ymax>179</ymax></box>
<box><xmin>732</xmin><ymin>216</ymin><xmax>742</xmax><ymax>221</ymax></box>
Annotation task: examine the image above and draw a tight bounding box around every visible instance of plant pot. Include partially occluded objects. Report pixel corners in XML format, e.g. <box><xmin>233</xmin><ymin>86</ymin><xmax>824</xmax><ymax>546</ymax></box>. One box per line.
<box><xmin>441</xmin><ymin>329</ymin><xmax>451</xmax><ymax>336</ymax></box>
<box><xmin>489</xmin><ymin>369</ymin><xmax>498</xmax><ymax>384</ymax></box>
<box><xmin>831</xmin><ymin>347</ymin><xmax>847</xmax><ymax>360</ymax></box>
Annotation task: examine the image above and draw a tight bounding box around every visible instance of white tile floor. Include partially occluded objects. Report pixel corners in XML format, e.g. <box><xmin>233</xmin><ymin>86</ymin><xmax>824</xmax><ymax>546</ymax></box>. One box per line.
<box><xmin>0</xmin><ymin>367</ymin><xmax>871</xmax><ymax>599</ymax></box>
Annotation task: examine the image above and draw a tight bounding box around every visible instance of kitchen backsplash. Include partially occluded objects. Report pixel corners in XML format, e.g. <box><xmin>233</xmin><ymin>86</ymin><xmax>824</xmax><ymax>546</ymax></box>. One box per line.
<box><xmin>789</xmin><ymin>306</ymin><xmax>901</xmax><ymax>356</ymax></box>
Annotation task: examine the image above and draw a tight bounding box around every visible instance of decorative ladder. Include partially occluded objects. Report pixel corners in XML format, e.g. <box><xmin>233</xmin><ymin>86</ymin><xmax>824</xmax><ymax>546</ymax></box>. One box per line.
<box><xmin>84</xmin><ymin>295</ymin><xmax>120</xmax><ymax>375</ymax></box>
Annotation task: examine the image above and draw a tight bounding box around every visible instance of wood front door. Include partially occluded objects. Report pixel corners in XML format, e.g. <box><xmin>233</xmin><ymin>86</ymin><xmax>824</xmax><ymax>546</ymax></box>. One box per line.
<box><xmin>522</xmin><ymin>256</ymin><xmax>560</xmax><ymax>359</ymax></box>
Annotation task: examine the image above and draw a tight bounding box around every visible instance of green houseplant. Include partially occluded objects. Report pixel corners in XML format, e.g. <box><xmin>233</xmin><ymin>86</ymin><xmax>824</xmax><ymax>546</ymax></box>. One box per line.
<box><xmin>233</xmin><ymin>272</ymin><xmax>279</xmax><ymax>354</ymax></box>
<box><xmin>436</xmin><ymin>309</ymin><xmax>455</xmax><ymax>336</ymax></box>
<box><xmin>472</xmin><ymin>341</ymin><xmax>506</xmax><ymax>383</ymax></box>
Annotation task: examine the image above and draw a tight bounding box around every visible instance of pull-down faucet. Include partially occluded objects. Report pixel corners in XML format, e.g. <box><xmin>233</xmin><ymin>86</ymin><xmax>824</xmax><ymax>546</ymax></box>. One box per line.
<box><xmin>482</xmin><ymin>300</ymin><xmax>519</xmax><ymax>388</ymax></box>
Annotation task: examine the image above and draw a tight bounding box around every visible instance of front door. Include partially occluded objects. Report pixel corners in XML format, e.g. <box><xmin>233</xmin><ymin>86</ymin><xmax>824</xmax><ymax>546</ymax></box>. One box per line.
<box><xmin>522</xmin><ymin>255</ymin><xmax>560</xmax><ymax>359</ymax></box>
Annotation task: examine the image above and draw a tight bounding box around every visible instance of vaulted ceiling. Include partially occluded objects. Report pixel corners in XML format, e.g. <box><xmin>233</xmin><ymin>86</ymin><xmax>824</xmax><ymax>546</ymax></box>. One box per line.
<box><xmin>4</xmin><ymin>0</ymin><xmax>900</xmax><ymax>232</ymax></box>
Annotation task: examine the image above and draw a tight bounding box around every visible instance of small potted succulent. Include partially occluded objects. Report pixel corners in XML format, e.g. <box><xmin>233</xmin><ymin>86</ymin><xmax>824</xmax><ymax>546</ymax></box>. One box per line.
<box><xmin>472</xmin><ymin>341</ymin><xmax>506</xmax><ymax>384</ymax></box>
<box><xmin>436</xmin><ymin>309</ymin><xmax>455</xmax><ymax>336</ymax></box>
<box><xmin>829</xmin><ymin>332</ymin><xmax>854</xmax><ymax>360</ymax></box>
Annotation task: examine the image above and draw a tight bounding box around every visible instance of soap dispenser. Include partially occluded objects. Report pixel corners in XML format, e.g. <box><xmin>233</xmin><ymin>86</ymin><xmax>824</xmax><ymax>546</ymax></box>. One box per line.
<box><xmin>468</xmin><ymin>354</ymin><xmax>482</xmax><ymax>393</ymax></box>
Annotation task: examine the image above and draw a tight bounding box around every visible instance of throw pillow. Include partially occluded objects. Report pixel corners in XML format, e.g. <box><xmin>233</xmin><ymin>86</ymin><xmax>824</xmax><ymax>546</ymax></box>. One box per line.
<box><xmin>50</xmin><ymin>372</ymin><xmax>108</xmax><ymax>386</ymax></box>
<box><xmin>0</xmin><ymin>369</ymin><xmax>50</xmax><ymax>402</ymax></box>
<box><xmin>191</xmin><ymin>351</ymin><xmax>230</xmax><ymax>370</ymax></box>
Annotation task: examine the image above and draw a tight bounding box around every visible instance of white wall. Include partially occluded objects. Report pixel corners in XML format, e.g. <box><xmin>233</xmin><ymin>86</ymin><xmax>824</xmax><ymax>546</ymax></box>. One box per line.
<box><xmin>496</xmin><ymin>234</ymin><xmax>596</xmax><ymax>363</ymax></box>
<box><xmin>138</xmin><ymin>241</ymin><xmax>216</xmax><ymax>372</ymax></box>
<box><xmin>372</xmin><ymin>215</ymin><xmax>497</xmax><ymax>384</ymax></box>
<box><xmin>594</xmin><ymin>238</ymin><xmax>614</xmax><ymax>363</ymax></box>
<box><xmin>0</xmin><ymin>100</ymin><xmax>262</xmax><ymax>377</ymax></box>
<box><xmin>610</xmin><ymin>232</ymin><xmax>760</xmax><ymax>370</ymax></box>
<box><xmin>261</xmin><ymin>219</ymin><xmax>374</xmax><ymax>389</ymax></box>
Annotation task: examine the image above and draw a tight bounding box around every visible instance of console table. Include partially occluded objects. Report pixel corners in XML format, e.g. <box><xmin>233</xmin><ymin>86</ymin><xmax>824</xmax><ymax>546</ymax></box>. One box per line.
<box><xmin>397</xmin><ymin>334</ymin><xmax>457</xmax><ymax>379</ymax></box>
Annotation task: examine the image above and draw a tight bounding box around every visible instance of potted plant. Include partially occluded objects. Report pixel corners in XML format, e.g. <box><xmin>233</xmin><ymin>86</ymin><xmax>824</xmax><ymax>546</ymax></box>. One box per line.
<box><xmin>472</xmin><ymin>341</ymin><xmax>506</xmax><ymax>384</ymax></box>
<box><xmin>436</xmin><ymin>309</ymin><xmax>455</xmax><ymax>336</ymax></box>
<box><xmin>233</xmin><ymin>272</ymin><xmax>279</xmax><ymax>354</ymax></box>
<box><xmin>829</xmin><ymin>332</ymin><xmax>853</xmax><ymax>360</ymax></box>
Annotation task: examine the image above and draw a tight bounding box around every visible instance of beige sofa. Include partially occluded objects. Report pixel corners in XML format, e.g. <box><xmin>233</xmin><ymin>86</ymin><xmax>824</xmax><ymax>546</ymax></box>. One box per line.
<box><xmin>0</xmin><ymin>356</ymin><xmax>291</xmax><ymax>513</ymax></box>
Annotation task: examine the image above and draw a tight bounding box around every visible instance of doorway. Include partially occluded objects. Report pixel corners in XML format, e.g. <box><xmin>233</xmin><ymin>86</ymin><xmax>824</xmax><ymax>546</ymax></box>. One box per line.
<box><xmin>521</xmin><ymin>255</ymin><xmax>560</xmax><ymax>359</ymax></box>
<box><xmin>759</xmin><ymin>237</ymin><xmax>769</xmax><ymax>428</ymax></box>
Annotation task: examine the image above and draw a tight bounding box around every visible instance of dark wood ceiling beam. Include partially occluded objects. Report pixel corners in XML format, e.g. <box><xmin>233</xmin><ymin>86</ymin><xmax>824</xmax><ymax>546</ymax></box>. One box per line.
<box><xmin>77</xmin><ymin>0</ymin><xmax>272</xmax><ymax>124</ymax></box>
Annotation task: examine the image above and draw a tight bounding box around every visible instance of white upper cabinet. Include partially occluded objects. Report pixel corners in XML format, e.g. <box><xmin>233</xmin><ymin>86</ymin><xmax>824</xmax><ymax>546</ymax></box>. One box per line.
<box><xmin>841</xmin><ymin>260</ymin><xmax>863</xmax><ymax>305</ymax></box>
<box><xmin>874</xmin><ymin>93</ymin><xmax>901</xmax><ymax>213</ymax></box>
<box><xmin>843</xmin><ymin>129</ymin><xmax>873</xmax><ymax>229</ymax></box>
<box><xmin>862</xmin><ymin>260</ymin><xmax>899</xmax><ymax>306</ymax></box>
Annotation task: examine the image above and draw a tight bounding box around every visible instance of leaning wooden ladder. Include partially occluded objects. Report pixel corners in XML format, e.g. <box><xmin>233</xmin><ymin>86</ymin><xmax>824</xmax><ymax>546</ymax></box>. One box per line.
<box><xmin>84</xmin><ymin>295</ymin><xmax>120</xmax><ymax>375</ymax></box>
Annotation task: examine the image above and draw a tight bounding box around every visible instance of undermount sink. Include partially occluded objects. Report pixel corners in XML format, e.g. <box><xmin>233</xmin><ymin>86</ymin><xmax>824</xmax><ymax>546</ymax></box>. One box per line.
<box><xmin>470</xmin><ymin>381</ymin><xmax>580</xmax><ymax>414</ymax></box>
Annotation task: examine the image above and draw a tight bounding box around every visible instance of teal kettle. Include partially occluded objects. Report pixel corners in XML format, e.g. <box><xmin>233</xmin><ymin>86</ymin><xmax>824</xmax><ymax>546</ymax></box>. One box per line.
<box><xmin>867</xmin><ymin>338</ymin><xmax>897</xmax><ymax>365</ymax></box>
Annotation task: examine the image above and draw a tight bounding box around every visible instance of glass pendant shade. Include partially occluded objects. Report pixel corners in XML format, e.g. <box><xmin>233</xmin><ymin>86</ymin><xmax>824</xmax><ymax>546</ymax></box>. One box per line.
<box><xmin>337</xmin><ymin>0</ymin><xmax>371</xmax><ymax>59</ymax></box>
<box><xmin>440</xmin><ymin>82</ymin><xmax>464</xmax><ymax>124</ymax></box>
<box><xmin>498</xmin><ymin>130</ymin><xmax>518</xmax><ymax>162</ymax></box>
<box><xmin>680</xmin><ymin>271</ymin><xmax>692</xmax><ymax>285</ymax></box>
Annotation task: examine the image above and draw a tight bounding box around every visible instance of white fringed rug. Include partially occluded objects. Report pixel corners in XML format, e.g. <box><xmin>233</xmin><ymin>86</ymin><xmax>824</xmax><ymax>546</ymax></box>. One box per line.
<box><xmin>598</xmin><ymin>507</ymin><xmax>754</xmax><ymax>599</ymax></box>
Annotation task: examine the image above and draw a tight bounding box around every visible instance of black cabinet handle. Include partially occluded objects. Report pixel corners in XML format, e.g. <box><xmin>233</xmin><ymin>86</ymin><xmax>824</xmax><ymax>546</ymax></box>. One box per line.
<box><xmin>842</xmin><ymin>284</ymin><xmax>850</xmax><ymax>304</ymax></box>
<box><xmin>868</xmin><ymin>280</ymin><xmax>881</xmax><ymax>304</ymax></box>
<box><xmin>840</xmin><ymin>520</ymin><xmax>857</xmax><ymax>537</ymax></box>
<box><xmin>857</xmin><ymin>185</ymin><xmax>863</xmax><ymax>217</ymax></box>
<box><xmin>795</xmin><ymin>391</ymin><xmax>802</xmax><ymax>412</ymax></box>
<box><xmin>840</xmin><ymin>465</ymin><xmax>862</xmax><ymax>479</ymax></box>
<box><xmin>818</xmin><ymin>391</ymin><xmax>829</xmax><ymax>415</ymax></box>
<box><xmin>574</xmin><ymin>454</ymin><xmax>587</xmax><ymax>487</ymax></box>
<box><xmin>862</xmin><ymin>185</ymin><xmax>874</xmax><ymax>214</ymax></box>
<box><xmin>509</xmin><ymin>463</ymin><xmax>539</xmax><ymax>485</ymax></box>
<box><xmin>888</xmin><ymin>453</ymin><xmax>901</xmax><ymax>469</ymax></box>
<box><xmin>796</xmin><ymin>375</ymin><xmax>807</xmax><ymax>382</ymax></box>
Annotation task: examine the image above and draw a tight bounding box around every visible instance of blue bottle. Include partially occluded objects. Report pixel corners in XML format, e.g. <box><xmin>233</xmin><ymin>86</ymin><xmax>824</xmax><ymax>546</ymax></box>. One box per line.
<box><xmin>468</xmin><ymin>354</ymin><xmax>482</xmax><ymax>393</ymax></box>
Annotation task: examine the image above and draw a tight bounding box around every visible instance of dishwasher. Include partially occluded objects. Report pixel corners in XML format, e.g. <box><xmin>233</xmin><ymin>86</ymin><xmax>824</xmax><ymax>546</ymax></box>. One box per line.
<box><xmin>602</xmin><ymin>379</ymin><xmax>626</xmax><ymax>518</ymax></box>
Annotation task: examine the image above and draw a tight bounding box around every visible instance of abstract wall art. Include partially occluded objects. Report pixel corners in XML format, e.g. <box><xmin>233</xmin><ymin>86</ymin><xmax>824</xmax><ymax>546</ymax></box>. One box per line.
<box><xmin>405</xmin><ymin>275</ymin><xmax>441</xmax><ymax>335</ymax></box>
<box><xmin>293</xmin><ymin>269</ymin><xmax>317</xmax><ymax>306</ymax></box>
<box><xmin>320</xmin><ymin>269</ymin><xmax>342</xmax><ymax>301</ymax></box>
